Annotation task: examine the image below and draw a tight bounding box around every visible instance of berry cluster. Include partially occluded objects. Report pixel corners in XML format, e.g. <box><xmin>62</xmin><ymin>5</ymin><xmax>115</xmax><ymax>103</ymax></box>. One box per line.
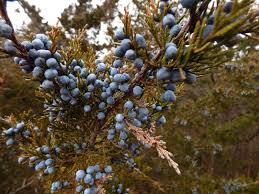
<box><xmin>2</xmin><ymin>122</ymin><xmax>28</xmax><ymax>146</ymax></box>
<box><xmin>51</xmin><ymin>181</ymin><xmax>70</xmax><ymax>193</ymax></box>
<box><xmin>1</xmin><ymin>0</ymin><xmax>198</xmax><ymax>177</ymax></box>
<box><xmin>159</xmin><ymin>0</ymin><xmax>182</xmax><ymax>38</ymax></box>
<box><xmin>203</xmin><ymin>1</ymin><xmax>233</xmax><ymax>39</ymax></box>
<box><xmin>75</xmin><ymin>164</ymin><xmax>124</xmax><ymax>194</ymax></box>
<box><xmin>112</xmin><ymin>183</ymin><xmax>129</xmax><ymax>194</ymax></box>
<box><xmin>3</xmin><ymin>122</ymin><xmax>92</xmax><ymax>178</ymax></box>
<box><xmin>3</xmin><ymin>123</ymin><xmax>58</xmax><ymax>174</ymax></box>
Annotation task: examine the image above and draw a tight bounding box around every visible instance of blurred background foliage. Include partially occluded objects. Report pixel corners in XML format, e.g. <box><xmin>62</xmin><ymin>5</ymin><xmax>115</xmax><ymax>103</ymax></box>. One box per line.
<box><xmin>0</xmin><ymin>0</ymin><xmax>258</xmax><ymax>193</ymax></box>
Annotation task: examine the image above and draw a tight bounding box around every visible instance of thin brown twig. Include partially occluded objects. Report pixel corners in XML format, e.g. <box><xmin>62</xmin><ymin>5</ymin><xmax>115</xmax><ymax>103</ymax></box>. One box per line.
<box><xmin>9</xmin><ymin>178</ymin><xmax>33</xmax><ymax>194</ymax></box>
<box><xmin>126</xmin><ymin>121</ymin><xmax>181</xmax><ymax>175</ymax></box>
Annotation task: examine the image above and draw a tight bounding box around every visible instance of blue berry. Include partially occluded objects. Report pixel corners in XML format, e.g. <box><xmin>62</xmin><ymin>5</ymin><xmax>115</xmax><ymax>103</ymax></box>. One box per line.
<box><xmin>132</xmin><ymin>119</ymin><xmax>142</xmax><ymax>127</ymax></box>
<box><xmin>203</xmin><ymin>25</ymin><xmax>213</xmax><ymax>39</ymax></box>
<box><xmin>34</xmin><ymin>57</ymin><xmax>45</xmax><ymax>67</ymax></box>
<box><xmin>157</xmin><ymin>116</ymin><xmax>167</xmax><ymax>125</ymax></box>
<box><xmin>6</xmin><ymin>138</ymin><xmax>14</xmax><ymax>146</ymax></box>
<box><xmin>58</xmin><ymin>76</ymin><xmax>70</xmax><ymax>85</ymax></box>
<box><xmin>32</xmin><ymin>66</ymin><xmax>43</xmax><ymax>78</ymax></box>
<box><xmin>161</xmin><ymin>90</ymin><xmax>176</xmax><ymax>102</ymax></box>
<box><xmin>115</xmin><ymin>114</ymin><xmax>124</xmax><ymax>122</ymax></box>
<box><xmin>29</xmin><ymin>49</ymin><xmax>39</xmax><ymax>58</ymax></box>
<box><xmin>119</xmin><ymin>83</ymin><xmax>129</xmax><ymax>92</ymax></box>
<box><xmin>86</xmin><ymin>166</ymin><xmax>95</xmax><ymax>174</ymax></box>
<box><xmin>138</xmin><ymin>107</ymin><xmax>149</xmax><ymax>116</ymax></box>
<box><xmin>136</xmin><ymin>34</ymin><xmax>147</xmax><ymax>49</ymax></box>
<box><xmin>113</xmin><ymin>60</ymin><xmax>123</xmax><ymax>69</ymax></box>
<box><xmin>180</xmin><ymin>0</ymin><xmax>200</xmax><ymax>9</ymax></box>
<box><xmin>46</xmin><ymin>58</ymin><xmax>58</xmax><ymax>68</ymax></box>
<box><xmin>37</xmin><ymin>49</ymin><xmax>52</xmax><ymax>58</ymax></box>
<box><xmin>21</xmin><ymin>41</ymin><xmax>33</xmax><ymax>51</ymax></box>
<box><xmin>95</xmin><ymin>59</ymin><xmax>102</xmax><ymax>65</ymax></box>
<box><xmin>115</xmin><ymin>122</ymin><xmax>125</xmax><ymax>130</ymax></box>
<box><xmin>74</xmin><ymin>65</ymin><xmax>81</xmax><ymax>73</ymax></box>
<box><xmin>110</xmin><ymin>82</ymin><xmax>118</xmax><ymax>91</ymax></box>
<box><xmin>114</xmin><ymin>46</ymin><xmax>125</xmax><ymax>57</ymax></box>
<box><xmin>170</xmin><ymin>24</ymin><xmax>181</xmax><ymax>37</ymax></box>
<box><xmin>41</xmin><ymin>145</ymin><xmax>49</xmax><ymax>154</ymax></box>
<box><xmin>4</xmin><ymin>40</ymin><xmax>17</xmax><ymax>53</ymax></box>
<box><xmin>165</xmin><ymin>45</ymin><xmax>178</xmax><ymax>60</ymax></box>
<box><xmin>159</xmin><ymin>2</ymin><xmax>165</xmax><ymax>12</ymax></box>
<box><xmin>41</xmin><ymin>80</ymin><xmax>54</xmax><ymax>90</ymax></box>
<box><xmin>60</xmin><ymin>87</ymin><xmax>69</xmax><ymax>95</ymax></box>
<box><xmin>71</xmin><ymin>88</ymin><xmax>80</xmax><ymax>97</ymax></box>
<box><xmin>108</xmin><ymin>129</ymin><xmax>115</xmax><ymax>135</ymax></box>
<box><xmin>45</xmin><ymin>158</ymin><xmax>54</xmax><ymax>166</ymax></box>
<box><xmin>87</xmin><ymin>74</ymin><xmax>97</xmax><ymax>83</ymax></box>
<box><xmin>208</xmin><ymin>15</ymin><xmax>214</xmax><ymax>25</ymax></box>
<box><xmin>170</xmin><ymin>69</ymin><xmax>181</xmax><ymax>82</ymax></box>
<box><xmin>87</xmin><ymin>84</ymin><xmax>95</xmax><ymax>92</ymax></box>
<box><xmin>104</xmin><ymin>165</ymin><xmax>112</xmax><ymax>173</ymax></box>
<box><xmin>18</xmin><ymin>157</ymin><xmax>25</xmax><ymax>163</ymax></box>
<box><xmin>125</xmin><ymin>49</ymin><xmax>137</xmax><ymax>60</ymax></box>
<box><xmin>119</xmin><ymin>131</ymin><xmax>128</xmax><ymax>140</ymax></box>
<box><xmin>44</xmin><ymin>69</ymin><xmax>58</xmax><ymax>80</ymax></box>
<box><xmin>47</xmin><ymin>166</ymin><xmax>55</xmax><ymax>174</ymax></box>
<box><xmin>70</xmin><ymin>59</ymin><xmax>77</xmax><ymax>67</ymax></box>
<box><xmin>35</xmin><ymin>161</ymin><xmax>45</xmax><ymax>171</ymax></box>
<box><xmin>84</xmin><ymin>188</ymin><xmax>93</xmax><ymax>194</ymax></box>
<box><xmin>36</xmin><ymin>34</ymin><xmax>49</xmax><ymax>44</ymax></box>
<box><xmin>32</xmin><ymin>39</ymin><xmax>44</xmax><ymax>50</ymax></box>
<box><xmin>94</xmin><ymin>164</ymin><xmax>100</xmax><ymax>172</ymax></box>
<box><xmin>80</xmin><ymin>68</ymin><xmax>88</xmax><ymax>77</ymax></box>
<box><xmin>110</xmin><ymin>67</ymin><xmax>118</xmax><ymax>76</ymax></box>
<box><xmin>95</xmin><ymin>172</ymin><xmax>103</xmax><ymax>179</ymax></box>
<box><xmin>63</xmin><ymin>181</ymin><xmax>70</xmax><ymax>187</ymax></box>
<box><xmin>84</xmin><ymin>105</ymin><xmax>91</xmax><ymax>113</ymax></box>
<box><xmin>98</xmin><ymin>102</ymin><xmax>106</xmax><ymax>110</ymax></box>
<box><xmin>107</xmin><ymin>134</ymin><xmax>115</xmax><ymax>140</ymax></box>
<box><xmin>97</xmin><ymin>63</ymin><xmax>106</xmax><ymax>72</ymax></box>
<box><xmin>76</xmin><ymin>170</ymin><xmax>86</xmax><ymax>181</ymax></box>
<box><xmin>166</xmin><ymin>83</ymin><xmax>176</xmax><ymax>91</ymax></box>
<box><xmin>97</xmin><ymin>112</ymin><xmax>105</xmax><ymax>120</ymax></box>
<box><xmin>14</xmin><ymin>57</ymin><xmax>21</xmax><ymax>64</ymax></box>
<box><xmin>185</xmin><ymin>71</ymin><xmax>197</xmax><ymax>84</ymax></box>
<box><xmin>134</xmin><ymin>58</ymin><xmax>144</xmax><ymax>69</ymax></box>
<box><xmin>163</xmin><ymin>14</ymin><xmax>175</xmax><ymax>28</ymax></box>
<box><xmin>51</xmin><ymin>181</ymin><xmax>62</xmax><ymax>192</ymax></box>
<box><xmin>224</xmin><ymin>1</ymin><xmax>232</xmax><ymax>14</ymax></box>
<box><xmin>107</xmin><ymin>96</ymin><xmax>115</xmax><ymax>105</ymax></box>
<box><xmin>76</xmin><ymin>185</ymin><xmax>84</xmax><ymax>193</ymax></box>
<box><xmin>113</xmin><ymin>74</ymin><xmax>124</xmax><ymax>83</ymax></box>
<box><xmin>133</xmin><ymin>86</ymin><xmax>143</xmax><ymax>96</ymax></box>
<box><xmin>124</xmin><ymin>100</ymin><xmax>134</xmax><ymax>110</ymax></box>
<box><xmin>120</xmin><ymin>39</ymin><xmax>132</xmax><ymax>51</ymax></box>
<box><xmin>0</xmin><ymin>21</ymin><xmax>12</xmax><ymax>38</ymax></box>
<box><xmin>115</xmin><ymin>28</ymin><xmax>125</xmax><ymax>40</ymax></box>
<box><xmin>128</xmin><ymin>110</ymin><xmax>137</xmax><ymax>118</ymax></box>
<box><xmin>156</xmin><ymin>67</ymin><xmax>171</xmax><ymax>80</ymax></box>
<box><xmin>156</xmin><ymin>105</ymin><xmax>162</xmax><ymax>111</ymax></box>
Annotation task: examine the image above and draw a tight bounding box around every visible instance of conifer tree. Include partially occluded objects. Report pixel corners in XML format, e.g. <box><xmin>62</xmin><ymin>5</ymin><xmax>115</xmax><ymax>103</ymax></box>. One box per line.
<box><xmin>0</xmin><ymin>0</ymin><xmax>258</xmax><ymax>193</ymax></box>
